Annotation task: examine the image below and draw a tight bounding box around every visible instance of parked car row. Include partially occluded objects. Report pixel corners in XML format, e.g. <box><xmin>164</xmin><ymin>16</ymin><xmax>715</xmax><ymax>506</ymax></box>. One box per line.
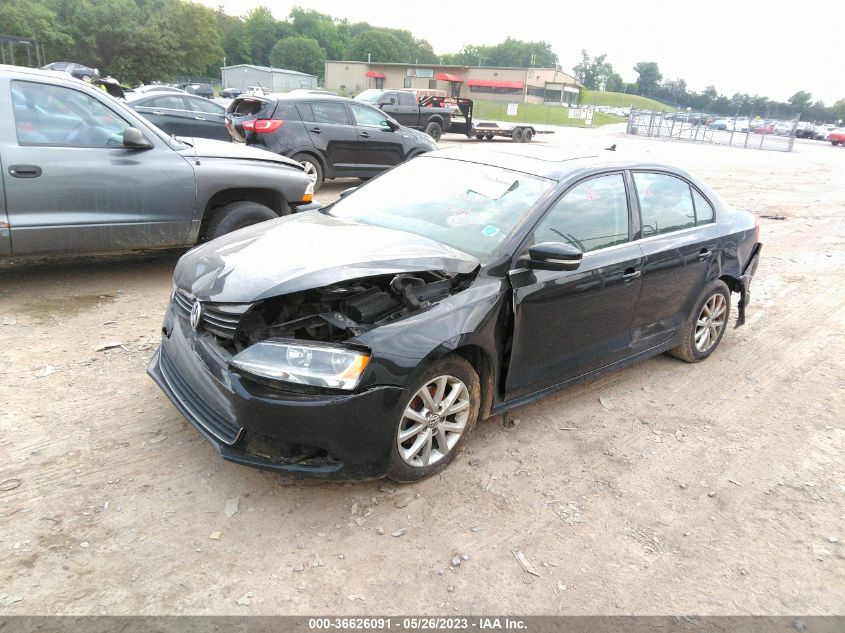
<box><xmin>225</xmin><ymin>92</ymin><xmax>437</xmax><ymax>191</ymax></box>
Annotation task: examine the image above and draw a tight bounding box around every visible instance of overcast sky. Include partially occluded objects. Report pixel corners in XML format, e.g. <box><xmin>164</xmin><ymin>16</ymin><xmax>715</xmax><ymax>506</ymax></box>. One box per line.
<box><xmin>200</xmin><ymin>0</ymin><xmax>844</xmax><ymax>104</ymax></box>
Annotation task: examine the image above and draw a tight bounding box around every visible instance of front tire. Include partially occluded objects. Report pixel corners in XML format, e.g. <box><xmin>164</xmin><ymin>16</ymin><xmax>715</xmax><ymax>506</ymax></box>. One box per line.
<box><xmin>512</xmin><ymin>127</ymin><xmax>525</xmax><ymax>142</ymax></box>
<box><xmin>202</xmin><ymin>200</ymin><xmax>277</xmax><ymax>241</ymax></box>
<box><xmin>292</xmin><ymin>153</ymin><xmax>323</xmax><ymax>192</ymax></box>
<box><xmin>424</xmin><ymin>121</ymin><xmax>442</xmax><ymax>142</ymax></box>
<box><xmin>387</xmin><ymin>355</ymin><xmax>480</xmax><ymax>483</ymax></box>
<box><xmin>668</xmin><ymin>280</ymin><xmax>731</xmax><ymax>363</ymax></box>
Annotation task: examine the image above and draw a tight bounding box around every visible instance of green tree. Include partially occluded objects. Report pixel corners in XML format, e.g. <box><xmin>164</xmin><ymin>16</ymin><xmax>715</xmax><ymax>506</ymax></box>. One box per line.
<box><xmin>0</xmin><ymin>0</ymin><xmax>74</xmax><ymax>62</ymax></box>
<box><xmin>288</xmin><ymin>7</ymin><xmax>345</xmax><ymax>59</ymax></box>
<box><xmin>347</xmin><ymin>30</ymin><xmax>404</xmax><ymax>62</ymax></box>
<box><xmin>218</xmin><ymin>9</ymin><xmax>251</xmax><ymax>66</ymax></box>
<box><xmin>787</xmin><ymin>90</ymin><xmax>812</xmax><ymax>111</ymax></box>
<box><xmin>244</xmin><ymin>6</ymin><xmax>281</xmax><ymax>66</ymax></box>
<box><xmin>573</xmin><ymin>50</ymin><xmax>615</xmax><ymax>90</ymax></box>
<box><xmin>633</xmin><ymin>61</ymin><xmax>662</xmax><ymax>96</ymax></box>
<box><xmin>605</xmin><ymin>72</ymin><xmax>625</xmax><ymax>92</ymax></box>
<box><xmin>270</xmin><ymin>35</ymin><xmax>325</xmax><ymax>78</ymax></box>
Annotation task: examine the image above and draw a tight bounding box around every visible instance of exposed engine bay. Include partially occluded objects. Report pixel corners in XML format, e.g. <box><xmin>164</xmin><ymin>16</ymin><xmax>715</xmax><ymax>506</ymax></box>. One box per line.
<box><xmin>233</xmin><ymin>270</ymin><xmax>475</xmax><ymax>351</ymax></box>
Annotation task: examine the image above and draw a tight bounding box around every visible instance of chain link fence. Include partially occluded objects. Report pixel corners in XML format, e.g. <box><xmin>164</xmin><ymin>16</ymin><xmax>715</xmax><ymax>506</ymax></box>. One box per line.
<box><xmin>627</xmin><ymin>110</ymin><xmax>799</xmax><ymax>151</ymax></box>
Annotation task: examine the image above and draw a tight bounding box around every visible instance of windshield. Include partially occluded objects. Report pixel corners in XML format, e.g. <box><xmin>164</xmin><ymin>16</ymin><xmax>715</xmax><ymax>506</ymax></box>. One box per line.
<box><xmin>355</xmin><ymin>90</ymin><xmax>383</xmax><ymax>103</ymax></box>
<box><xmin>329</xmin><ymin>157</ymin><xmax>554</xmax><ymax>258</ymax></box>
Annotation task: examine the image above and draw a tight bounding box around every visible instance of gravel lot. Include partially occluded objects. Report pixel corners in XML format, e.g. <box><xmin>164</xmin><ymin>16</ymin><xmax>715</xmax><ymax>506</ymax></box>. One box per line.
<box><xmin>1</xmin><ymin>127</ymin><xmax>843</xmax><ymax>615</ymax></box>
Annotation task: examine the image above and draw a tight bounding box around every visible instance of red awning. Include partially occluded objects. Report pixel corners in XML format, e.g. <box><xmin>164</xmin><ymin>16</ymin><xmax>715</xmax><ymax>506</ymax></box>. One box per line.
<box><xmin>365</xmin><ymin>71</ymin><xmax>386</xmax><ymax>79</ymax></box>
<box><xmin>467</xmin><ymin>79</ymin><xmax>524</xmax><ymax>89</ymax></box>
<box><xmin>435</xmin><ymin>73</ymin><xmax>463</xmax><ymax>83</ymax></box>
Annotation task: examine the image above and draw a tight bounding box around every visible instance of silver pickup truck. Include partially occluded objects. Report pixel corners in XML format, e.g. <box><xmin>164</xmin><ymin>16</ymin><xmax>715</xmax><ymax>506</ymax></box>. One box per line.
<box><xmin>0</xmin><ymin>65</ymin><xmax>316</xmax><ymax>257</ymax></box>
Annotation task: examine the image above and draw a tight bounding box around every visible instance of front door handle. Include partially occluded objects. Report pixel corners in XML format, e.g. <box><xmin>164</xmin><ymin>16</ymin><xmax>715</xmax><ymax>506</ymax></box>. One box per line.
<box><xmin>621</xmin><ymin>269</ymin><xmax>642</xmax><ymax>283</ymax></box>
<box><xmin>698</xmin><ymin>248</ymin><xmax>712</xmax><ymax>261</ymax></box>
<box><xmin>152</xmin><ymin>110</ymin><xmax>165</xmax><ymax>115</ymax></box>
<box><xmin>359</xmin><ymin>131</ymin><xmax>371</xmax><ymax>138</ymax></box>
<box><xmin>9</xmin><ymin>164</ymin><xmax>42</xmax><ymax>178</ymax></box>
<box><xmin>308</xmin><ymin>127</ymin><xmax>322</xmax><ymax>134</ymax></box>
<box><xmin>193</xmin><ymin>116</ymin><xmax>206</xmax><ymax>121</ymax></box>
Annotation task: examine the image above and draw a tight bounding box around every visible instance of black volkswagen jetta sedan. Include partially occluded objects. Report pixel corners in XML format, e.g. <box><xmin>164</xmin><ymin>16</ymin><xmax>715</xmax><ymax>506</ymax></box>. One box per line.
<box><xmin>148</xmin><ymin>148</ymin><xmax>762</xmax><ymax>482</ymax></box>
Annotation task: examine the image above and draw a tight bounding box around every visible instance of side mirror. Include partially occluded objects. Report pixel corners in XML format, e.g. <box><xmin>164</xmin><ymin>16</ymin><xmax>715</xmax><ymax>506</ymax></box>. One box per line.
<box><xmin>384</xmin><ymin>119</ymin><xmax>399</xmax><ymax>131</ymax></box>
<box><xmin>339</xmin><ymin>187</ymin><xmax>357</xmax><ymax>198</ymax></box>
<box><xmin>122</xmin><ymin>127</ymin><xmax>153</xmax><ymax>150</ymax></box>
<box><xmin>522</xmin><ymin>242</ymin><xmax>582</xmax><ymax>271</ymax></box>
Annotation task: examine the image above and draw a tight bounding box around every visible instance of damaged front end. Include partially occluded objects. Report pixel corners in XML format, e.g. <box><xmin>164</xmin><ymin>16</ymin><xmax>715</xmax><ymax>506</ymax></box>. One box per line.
<box><xmin>234</xmin><ymin>270</ymin><xmax>472</xmax><ymax>350</ymax></box>
<box><xmin>223</xmin><ymin>269</ymin><xmax>476</xmax><ymax>393</ymax></box>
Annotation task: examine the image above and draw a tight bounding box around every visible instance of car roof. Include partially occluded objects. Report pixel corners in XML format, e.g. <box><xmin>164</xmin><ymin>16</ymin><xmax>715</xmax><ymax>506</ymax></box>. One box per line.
<box><xmin>2</xmin><ymin>64</ymin><xmax>82</xmax><ymax>82</ymax></box>
<box><xmin>425</xmin><ymin>146</ymin><xmax>695</xmax><ymax>183</ymax></box>
<box><xmin>244</xmin><ymin>92</ymin><xmax>354</xmax><ymax>104</ymax></box>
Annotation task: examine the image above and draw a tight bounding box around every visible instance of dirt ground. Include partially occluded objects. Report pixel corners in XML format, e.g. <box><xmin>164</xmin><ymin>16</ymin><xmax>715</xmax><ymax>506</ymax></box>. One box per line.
<box><xmin>1</xmin><ymin>127</ymin><xmax>843</xmax><ymax>615</ymax></box>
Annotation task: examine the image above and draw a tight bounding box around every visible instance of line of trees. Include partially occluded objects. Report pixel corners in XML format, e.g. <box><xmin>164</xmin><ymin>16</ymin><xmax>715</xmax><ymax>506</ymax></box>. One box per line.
<box><xmin>3</xmin><ymin>1</ymin><xmax>842</xmax><ymax>122</ymax></box>
<box><xmin>575</xmin><ymin>50</ymin><xmax>844</xmax><ymax>123</ymax></box>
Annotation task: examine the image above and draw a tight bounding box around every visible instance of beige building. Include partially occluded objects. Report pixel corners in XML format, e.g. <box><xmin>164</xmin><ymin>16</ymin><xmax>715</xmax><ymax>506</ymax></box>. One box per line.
<box><xmin>325</xmin><ymin>61</ymin><xmax>581</xmax><ymax>105</ymax></box>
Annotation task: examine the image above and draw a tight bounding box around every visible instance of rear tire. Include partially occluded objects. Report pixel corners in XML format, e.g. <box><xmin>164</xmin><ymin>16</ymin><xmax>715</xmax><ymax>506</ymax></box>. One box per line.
<box><xmin>512</xmin><ymin>127</ymin><xmax>525</xmax><ymax>142</ymax></box>
<box><xmin>424</xmin><ymin>121</ymin><xmax>443</xmax><ymax>142</ymax></box>
<box><xmin>523</xmin><ymin>128</ymin><xmax>534</xmax><ymax>142</ymax></box>
<box><xmin>668</xmin><ymin>280</ymin><xmax>731</xmax><ymax>363</ymax></box>
<box><xmin>202</xmin><ymin>200</ymin><xmax>277</xmax><ymax>241</ymax></box>
<box><xmin>292</xmin><ymin>153</ymin><xmax>323</xmax><ymax>192</ymax></box>
<box><xmin>387</xmin><ymin>354</ymin><xmax>480</xmax><ymax>483</ymax></box>
<box><xmin>475</xmin><ymin>134</ymin><xmax>484</xmax><ymax>140</ymax></box>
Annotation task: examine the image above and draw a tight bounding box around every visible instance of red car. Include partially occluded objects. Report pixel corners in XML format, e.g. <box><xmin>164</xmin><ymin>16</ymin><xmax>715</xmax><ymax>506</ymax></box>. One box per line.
<box><xmin>829</xmin><ymin>129</ymin><xmax>845</xmax><ymax>146</ymax></box>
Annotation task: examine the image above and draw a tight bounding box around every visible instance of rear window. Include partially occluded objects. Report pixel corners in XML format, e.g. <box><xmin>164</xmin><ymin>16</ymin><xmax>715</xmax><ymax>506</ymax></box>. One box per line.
<box><xmin>228</xmin><ymin>98</ymin><xmax>269</xmax><ymax>117</ymax></box>
<box><xmin>271</xmin><ymin>101</ymin><xmax>300</xmax><ymax>120</ymax></box>
<box><xmin>398</xmin><ymin>92</ymin><xmax>416</xmax><ymax>106</ymax></box>
<box><xmin>310</xmin><ymin>102</ymin><xmax>349</xmax><ymax>125</ymax></box>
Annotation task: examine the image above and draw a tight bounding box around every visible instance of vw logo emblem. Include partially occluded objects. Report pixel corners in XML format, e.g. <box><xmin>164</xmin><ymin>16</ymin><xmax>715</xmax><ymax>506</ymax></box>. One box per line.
<box><xmin>189</xmin><ymin>300</ymin><xmax>203</xmax><ymax>330</ymax></box>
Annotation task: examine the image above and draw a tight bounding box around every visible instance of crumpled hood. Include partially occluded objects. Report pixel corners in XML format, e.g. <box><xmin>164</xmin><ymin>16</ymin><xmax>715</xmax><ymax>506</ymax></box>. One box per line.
<box><xmin>174</xmin><ymin>211</ymin><xmax>479</xmax><ymax>303</ymax></box>
<box><xmin>178</xmin><ymin>137</ymin><xmax>303</xmax><ymax>170</ymax></box>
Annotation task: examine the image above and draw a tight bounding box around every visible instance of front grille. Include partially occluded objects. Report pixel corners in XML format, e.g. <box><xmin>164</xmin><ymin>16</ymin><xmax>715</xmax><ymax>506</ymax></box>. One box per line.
<box><xmin>172</xmin><ymin>289</ymin><xmax>251</xmax><ymax>340</ymax></box>
<box><xmin>159</xmin><ymin>346</ymin><xmax>243</xmax><ymax>446</ymax></box>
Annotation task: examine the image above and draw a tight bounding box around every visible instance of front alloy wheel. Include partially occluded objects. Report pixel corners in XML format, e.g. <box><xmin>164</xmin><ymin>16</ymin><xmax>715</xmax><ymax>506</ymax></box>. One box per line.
<box><xmin>397</xmin><ymin>376</ymin><xmax>470</xmax><ymax>468</ymax></box>
<box><xmin>387</xmin><ymin>355</ymin><xmax>480</xmax><ymax>482</ymax></box>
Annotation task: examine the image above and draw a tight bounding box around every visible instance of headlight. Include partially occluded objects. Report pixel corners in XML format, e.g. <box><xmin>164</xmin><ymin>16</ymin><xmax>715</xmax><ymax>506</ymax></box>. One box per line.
<box><xmin>230</xmin><ymin>339</ymin><xmax>370</xmax><ymax>390</ymax></box>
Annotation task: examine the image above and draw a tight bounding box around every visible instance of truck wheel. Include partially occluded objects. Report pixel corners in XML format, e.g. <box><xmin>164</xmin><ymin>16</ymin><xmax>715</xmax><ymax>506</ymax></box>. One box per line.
<box><xmin>202</xmin><ymin>201</ymin><xmax>277</xmax><ymax>241</ymax></box>
<box><xmin>292</xmin><ymin>153</ymin><xmax>323</xmax><ymax>192</ymax></box>
<box><xmin>523</xmin><ymin>128</ymin><xmax>534</xmax><ymax>142</ymax></box>
<box><xmin>475</xmin><ymin>134</ymin><xmax>484</xmax><ymax>140</ymax></box>
<box><xmin>424</xmin><ymin>121</ymin><xmax>442</xmax><ymax>142</ymax></box>
<box><xmin>512</xmin><ymin>127</ymin><xmax>525</xmax><ymax>142</ymax></box>
<box><xmin>485</xmin><ymin>133</ymin><xmax>494</xmax><ymax>140</ymax></box>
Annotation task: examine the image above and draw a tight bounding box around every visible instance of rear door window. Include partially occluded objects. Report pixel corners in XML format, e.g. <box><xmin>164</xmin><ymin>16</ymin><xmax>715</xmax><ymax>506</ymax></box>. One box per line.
<box><xmin>185</xmin><ymin>97</ymin><xmax>225</xmax><ymax>115</ymax></box>
<box><xmin>398</xmin><ymin>92</ymin><xmax>416</xmax><ymax>106</ymax></box>
<box><xmin>147</xmin><ymin>95</ymin><xmax>188</xmax><ymax>110</ymax></box>
<box><xmin>311</xmin><ymin>102</ymin><xmax>350</xmax><ymax>125</ymax></box>
<box><xmin>633</xmin><ymin>172</ymin><xmax>696</xmax><ymax>237</ymax></box>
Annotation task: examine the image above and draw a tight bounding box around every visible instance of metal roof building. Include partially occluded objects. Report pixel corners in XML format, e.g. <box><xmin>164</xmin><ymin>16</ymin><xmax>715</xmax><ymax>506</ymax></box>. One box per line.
<box><xmin>221</xmin><ymin>64</ymin><xmax>318</xmax><ymax>93</ymax></box>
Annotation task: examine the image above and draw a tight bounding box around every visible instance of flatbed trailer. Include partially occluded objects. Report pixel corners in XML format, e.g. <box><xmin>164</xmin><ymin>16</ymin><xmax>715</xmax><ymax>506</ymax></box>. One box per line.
<box><xmin>419</xmin><ymin>96</ymin><xmax>554</xmax><ymax>142</ymax></box>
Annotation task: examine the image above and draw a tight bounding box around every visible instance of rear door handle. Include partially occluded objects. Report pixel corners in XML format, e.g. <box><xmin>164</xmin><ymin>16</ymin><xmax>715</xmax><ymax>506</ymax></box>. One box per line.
<box><xmin>359</xmin><ymin>132</ymin><xmax>370</xmax><ymax>138</ymax></box>
<box><xmin>308</xmin><ymin>127</ymin><xmax>322</xmax><ymax>134</ymax></box>
<box><xmin>698</xmin><ymin>248</ymin><xmax>712</xmax><ymax>261</ymax></box>
<box><xmin>9</xmin><ymin>165</ymin><xmax>42</xmax><ymax>178</ymax></box>
<box><xmin>193</xmin><ymin>116</ymin><xmax>206</xmax><ymax>121</ymax></box>
<box><xmin>152</xmin><ymin>110</ymin><xmax>165</xmax><ymax>115</ymax></box>
<box><xmin>621</xmin><ymin>269</ymin><xmax>642</xmax><ymax>283</ymax></box>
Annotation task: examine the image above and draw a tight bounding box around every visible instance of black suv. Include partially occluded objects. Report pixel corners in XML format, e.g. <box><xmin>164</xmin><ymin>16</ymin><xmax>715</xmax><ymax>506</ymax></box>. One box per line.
<box><xmin>225</xmin><ymin>94</ymin><xmax>438</xmax><ymax>191</ymax></box>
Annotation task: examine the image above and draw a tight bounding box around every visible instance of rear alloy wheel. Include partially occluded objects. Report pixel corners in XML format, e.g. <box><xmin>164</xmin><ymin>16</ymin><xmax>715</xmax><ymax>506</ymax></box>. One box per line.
<box><xmin>512</xmin><ymin>127</ymin><xmax>525</xmax><ymax>142</ymax></box>
<box><xmin>292</xmin><ymin>153</ymin><xmax>323</xmax><ymax>192</ymax></box>
<box><xmin>668</xmin><ymin>280</ymin><xmax>731</xmax><ymax>363</ymax></box>
<box><xmin>202</xmin><ymin>200</ymin><xmax>278</xmax><ymax>241</ymax></box>
<box><xmin>387</xmin><ymin>355</ymin><xmax>480</xmax><ymax>482</ymax></box>
<box><xmin>424</xmin><ymin>121</ymin><xmax>442</xmax><ymax>142</ymax></box>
